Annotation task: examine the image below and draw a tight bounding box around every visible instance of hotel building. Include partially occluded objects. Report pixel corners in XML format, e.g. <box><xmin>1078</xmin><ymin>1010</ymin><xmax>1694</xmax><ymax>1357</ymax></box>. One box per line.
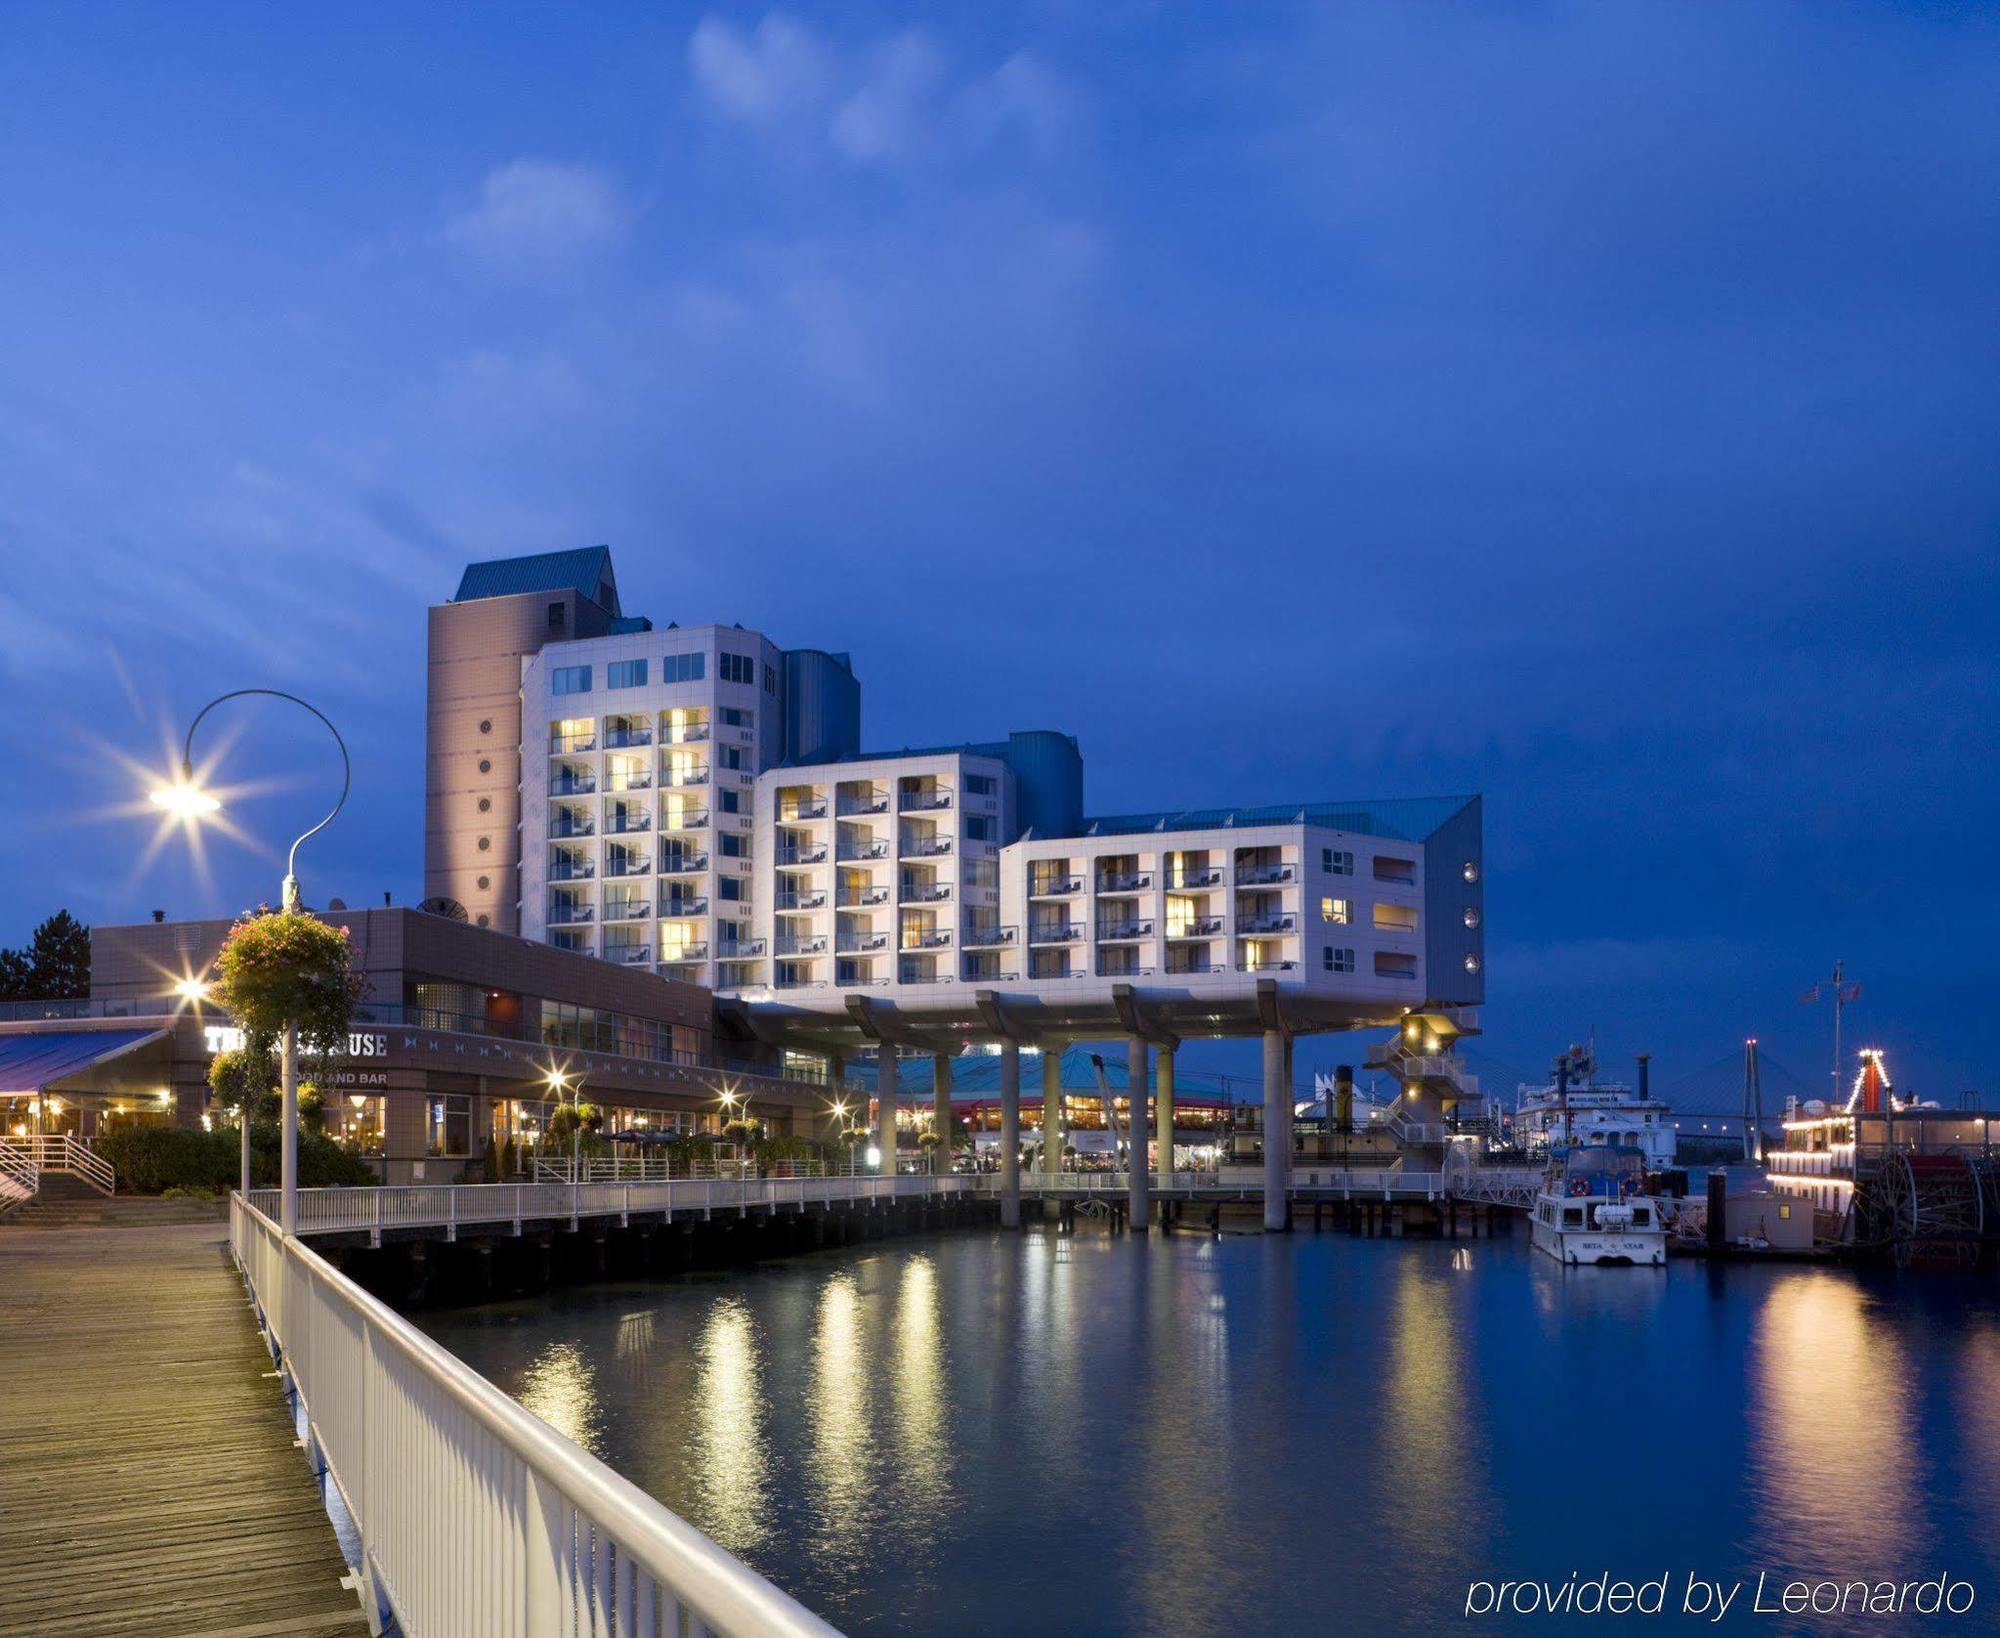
<box><xmin>427</xmin><ymin>548</ymin><xmax>1484</xmax><ymax>1054</ymax></box>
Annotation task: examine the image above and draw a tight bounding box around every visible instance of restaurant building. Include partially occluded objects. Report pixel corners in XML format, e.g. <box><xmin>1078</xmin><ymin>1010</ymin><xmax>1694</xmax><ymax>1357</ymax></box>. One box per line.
<box><xmin>0</xmin><ymin>908</ymin><xmax>836</xmax><ymax>1183</ymax></box>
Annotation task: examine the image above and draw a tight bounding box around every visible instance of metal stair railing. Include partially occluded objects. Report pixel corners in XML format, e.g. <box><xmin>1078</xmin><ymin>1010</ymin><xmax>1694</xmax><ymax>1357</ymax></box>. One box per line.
<box><xmin>23</xmin><ymin>1133</ymin><xmax>116</xmax><ymax>1196</ymax></box>
<box><xmin>0</xmin><ymin>1138</ymin><xmax>38</xmax><ymax>1216</ymax></box>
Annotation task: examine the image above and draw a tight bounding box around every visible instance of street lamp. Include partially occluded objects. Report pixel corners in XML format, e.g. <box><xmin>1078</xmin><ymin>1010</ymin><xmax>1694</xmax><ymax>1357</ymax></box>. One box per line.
<box><xmin>152</xmin><ymin>689</ymin><xmax>350</xmax><ymax>1234</ymax></box>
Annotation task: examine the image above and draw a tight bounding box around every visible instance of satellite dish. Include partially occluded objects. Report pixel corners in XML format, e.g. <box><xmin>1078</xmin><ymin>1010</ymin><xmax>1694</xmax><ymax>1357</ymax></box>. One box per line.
<box><xmin>327</xmin><ymin>897</ymin><xmax>348</xmax><ymax>911</ymax></box>
<box><xmin>418</xmin><ymin>897</ymin><xmax>469</xmax><ymax>922</ymax></box>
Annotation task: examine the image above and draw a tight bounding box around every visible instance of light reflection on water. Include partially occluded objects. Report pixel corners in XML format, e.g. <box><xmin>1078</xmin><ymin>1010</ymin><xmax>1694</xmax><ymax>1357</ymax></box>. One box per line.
<box><xmin>421</xmin><ymin>1230</ymin><xmax>2000</xmax><ymax>1636</ymax></box>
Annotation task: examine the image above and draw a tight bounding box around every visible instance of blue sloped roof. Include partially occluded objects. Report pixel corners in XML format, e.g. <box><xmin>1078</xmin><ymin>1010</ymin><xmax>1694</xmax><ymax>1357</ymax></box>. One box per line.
<box><xmin>1082</xmin><ymin>794</ymin><xmax>1478</xmax><ymax>843</ymax></box>
<box><xmin>0</xmin><ymin>1028</ymin><xmax>167</xmax><ymax>1093</ymax></box>
<box><xmin>839</xmin><ymin>1044</ymin><xmax>1239</xmax><ymax>1101</ymax></box>
<box><xmin>453</xmin><ymin>547</ymin><xmax>621</xmax><ymax>614</ymax></box>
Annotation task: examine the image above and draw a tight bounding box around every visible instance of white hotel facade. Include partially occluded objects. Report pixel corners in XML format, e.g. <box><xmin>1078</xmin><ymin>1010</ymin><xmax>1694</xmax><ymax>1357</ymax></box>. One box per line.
<box><xmin>427</xmin><ymin>548</ymin><xmax>1483</xmax><ymax>1221</ymax></box>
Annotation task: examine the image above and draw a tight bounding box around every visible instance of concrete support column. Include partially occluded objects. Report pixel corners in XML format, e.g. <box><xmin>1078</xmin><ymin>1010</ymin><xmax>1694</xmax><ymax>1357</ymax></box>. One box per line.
<box><xmin>932</xmin><ymin>1051</ymin><xmax>953</xmax><ymax>1173</ymax></box>
<box><xmin>876</xmin><ymin>1046</ymin><xmax>898</xmax><ymax>1175</ymax></box>
<box><xmin>1157</xmin><ymin>1048</ymin><xmax>1176</xmax><ymax>1188</ymax></box>
<box><xmin>1041</xmin><ymin>1043</ymin><xmax>1064</xmax><ymax>1179</ymax></box>
<box><xmin>1126</xmin><ymin>1037</ymin><xmax>1151</xmax><ymax>1233</ymax></box>
<box><xmin>999</xmin><ymin>1041</ymin><xmax>1021</xmax><ymax>1229</ymax></box>
<box><xmin>1263</xmin><ymin>1028</ymin><xmax>1291</xmax><ymax>1232</ymax></box>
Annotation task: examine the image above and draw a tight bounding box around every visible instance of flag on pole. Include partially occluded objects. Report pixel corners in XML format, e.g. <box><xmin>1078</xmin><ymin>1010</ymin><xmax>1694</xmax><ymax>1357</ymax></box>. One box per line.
<box><xmin>1799</xmin><ymin>985</ymin><xmax>1821</xmax><ymax>1004</ymax></box>
<box><xmin>1839</xmin><ymin>983</ymin><xmax>1861</xmax><ymax>1003</ymax></box>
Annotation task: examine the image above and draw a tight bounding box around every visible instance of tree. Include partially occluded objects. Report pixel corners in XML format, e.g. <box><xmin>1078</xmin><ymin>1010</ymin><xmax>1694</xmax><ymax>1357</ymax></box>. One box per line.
<box><xmin>0</xmin><ymin>948</ymin><xmax>30</xmax><ymax>1002</ymax></box>
<box><xmin>26</xmin><ymin>911</ymin><xmax>90</xmax><ymax>998</ymax></box>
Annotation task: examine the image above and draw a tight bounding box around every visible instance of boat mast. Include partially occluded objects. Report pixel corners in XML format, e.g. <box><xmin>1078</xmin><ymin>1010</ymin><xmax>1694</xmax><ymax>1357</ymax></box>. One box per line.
<box><xmin>1802</xmin><ymin>959</ymin><xmax>1861</xmax><ymax>1104</ymax></box>
<box><xmin>1556</xmin><ymin>1050</ymin><xmax>1573</xmax><ymax>1150</ymax></box>
<box><xmin>1742</xmin><ymin>1037</ymin><xmax>1764</xmax><ymax>1164</ymax></box>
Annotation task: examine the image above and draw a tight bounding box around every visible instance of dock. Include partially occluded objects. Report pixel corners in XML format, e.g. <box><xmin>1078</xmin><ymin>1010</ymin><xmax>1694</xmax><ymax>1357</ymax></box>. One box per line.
<box><xmin>0</xmin><ymin>1218</ymin><xmax>368</xmax><ymax>1638</ymax></box>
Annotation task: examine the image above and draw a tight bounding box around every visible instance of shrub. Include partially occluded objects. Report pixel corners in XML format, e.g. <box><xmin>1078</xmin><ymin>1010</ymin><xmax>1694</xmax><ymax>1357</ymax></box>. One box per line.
<box><xmin>97</xmin><ymin>1123</ymin><xmax>376</xmax><ymax>1195</ymax></box>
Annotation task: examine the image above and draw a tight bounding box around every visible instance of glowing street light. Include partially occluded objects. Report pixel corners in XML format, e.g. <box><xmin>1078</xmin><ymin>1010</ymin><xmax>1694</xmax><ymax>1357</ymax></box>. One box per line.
<box><xmin>150</xmin><ymin>688</ymin><xmax>350</xmax><ymax>1232</ymax></box>
<box><xmin>172</xmin><ymin>976</ymin><xmax>212</xmax><ymax>1004</ymax></box>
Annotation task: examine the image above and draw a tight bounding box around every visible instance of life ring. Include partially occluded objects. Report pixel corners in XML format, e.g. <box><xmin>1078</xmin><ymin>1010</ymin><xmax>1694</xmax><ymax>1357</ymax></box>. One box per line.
<box><xmin>1569</xmin><ymin>1179</ymin><xmax>1588</xmax><ymax>1197</ymax></box>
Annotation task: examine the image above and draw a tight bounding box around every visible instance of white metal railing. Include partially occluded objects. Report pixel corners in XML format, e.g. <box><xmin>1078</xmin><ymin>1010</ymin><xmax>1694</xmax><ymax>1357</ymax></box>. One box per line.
<box><xmin>986</xmin><ymin>1166</ymin><xmax>1533</xmax><ymax>1204</ymax></box>
<box><xmin>0</xmin><ymin>1139</ymin><xmax>36</xmax><ymax>1216</ymax></box>
<box><xmin>532</xmin><ymin>1157</ymin><xmax>854</xmax><ymax>1185</ymax></box>
<box><xmin>252</xmin><ymin>1174</ymin><xmax>973</xmax><ymax>1239</ymax></box>
<box><xmin>230</xmin><ymin>1195</ymin><xmax>840</xmax><ymax>1638</ymax></box>
<box><xmin>21</xmin><ymin>1133</ymin><xmax>115</xmax><ymax>1195</ymax></box>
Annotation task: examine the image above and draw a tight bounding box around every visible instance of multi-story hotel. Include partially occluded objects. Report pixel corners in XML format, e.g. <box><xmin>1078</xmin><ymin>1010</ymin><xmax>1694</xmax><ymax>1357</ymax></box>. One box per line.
<box><xmin>426</xmin><ymin>548</ymin><xmax>1484</xmax><ymax>1049</ymax></box>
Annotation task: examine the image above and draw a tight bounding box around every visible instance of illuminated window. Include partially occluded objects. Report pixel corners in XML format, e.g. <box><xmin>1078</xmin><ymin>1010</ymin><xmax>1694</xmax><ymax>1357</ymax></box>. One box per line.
<box><xmin>1320</xmin><ymin>896</ymin><xmax>1351</xmax><ymax>925</ymax></box>
<box><xmin>1373</xmin><ymin>902</ymin><xmax>1419</xmax><ymax>932</ymax></box>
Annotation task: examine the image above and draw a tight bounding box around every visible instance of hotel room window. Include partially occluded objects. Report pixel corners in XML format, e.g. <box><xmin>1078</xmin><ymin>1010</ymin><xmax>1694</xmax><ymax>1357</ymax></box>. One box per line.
<box><xmin>1320</xmin><ymin>897</ymin><xmax>1351</xmax><ymax>924</ymax></box>
<box><xmin>607</xmin><ymin>659</ymin><xmax>647</xmax><ymax>689</ymax></box>
<box><xmin>551</xmin><ymin>665</ymin><xmax>591</xmax><ymax>695</ymax></box>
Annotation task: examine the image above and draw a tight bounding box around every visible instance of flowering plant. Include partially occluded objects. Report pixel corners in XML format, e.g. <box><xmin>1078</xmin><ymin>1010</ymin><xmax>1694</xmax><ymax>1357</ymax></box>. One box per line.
<box><xmin>211</xmin><ymin>910</ymin><xmax>367</xmax><ymax>1057</ymax></box>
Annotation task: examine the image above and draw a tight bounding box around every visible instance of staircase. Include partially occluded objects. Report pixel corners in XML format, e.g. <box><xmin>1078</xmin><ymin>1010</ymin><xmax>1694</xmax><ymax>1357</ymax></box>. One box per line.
<box><xmin>5</xmin><ymin>1172</ymin><xmax>224</xmax><ymax>1228</ymax></box>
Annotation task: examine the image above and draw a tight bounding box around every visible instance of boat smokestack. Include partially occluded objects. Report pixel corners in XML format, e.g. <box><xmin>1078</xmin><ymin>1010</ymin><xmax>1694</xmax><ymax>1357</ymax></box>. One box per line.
<box><xmin>1637</xmin><ymin>1054</ymin><xmax>1650</xmax><ymax>1101</ymax></box>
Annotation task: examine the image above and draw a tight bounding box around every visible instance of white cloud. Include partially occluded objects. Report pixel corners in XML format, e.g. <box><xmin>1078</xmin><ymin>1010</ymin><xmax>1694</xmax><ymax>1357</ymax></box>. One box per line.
<box><xmin>689</xmin><ymin>13</ymin><xmax>830</xmax><ymax>125</ymax></box>
<box><xmin>829</xmin><ymin>33</ymin><xmax>945</xmax><ymax>164</ymax></box>
<box><xmin>444</xmin><ymin>160</ymin><xmax>631</xmax><ymax>266</ymax></box>
<box><xmin>690</xmin><ymin>14</ymin><xmax>1075</xmax><ymax>168</ymax></box>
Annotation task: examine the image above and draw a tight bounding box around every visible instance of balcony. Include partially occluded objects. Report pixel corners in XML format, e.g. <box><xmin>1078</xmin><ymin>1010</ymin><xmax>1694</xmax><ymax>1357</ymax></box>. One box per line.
<box><xmin>549</xmin><ymin>817</ymin><xmax>596</xmax><ymax>839</ymax></box>
<box><xmin>605</xmin><ymin>813</ymin><xmax>651</xmax><ymax>836</ymax></box>
<box><xmin>837</xmin><ymin>840</ymin><xmax>891</xmax><ymax>862</ymax></box>
<box><xmin>547</xmin><ymin>904</ymin><xmax>595</xmax><ymax>926</ymax></box>
<box><xmin>960</xmin><ymin>924</ymin><xmax>1018</xmax><ymax>948</ymax></box>
<box><xmin>837</xmin><ymin>932</ymin><xmax>889</xmax><ymax>953</ymax></box>
<box><xmin>775</xmin><ymin>934</ymin><xmax>829</xmax><ymax>956</ymax></box>
<box><xmin>1028</xmin><ymin>922</ymin><xmax>1082</xmax><ymax>945</ymax></box>
<box><xmin>549</xmin><ymin>731</ymin><xmax>597</xmax><ymax>755</ymax></box>
<box><xmin>776</xmin><ymin>844</ymin><xmax>828</xmax><ymax>866</ymax></box>
<box><xmin>1237</xmin><ymin>862</ymin><xmax>1294</xmax><ymax>885</ymax></box>
<box><xmin>550</xmin><ymin>775</ymin><xmax>597</xmax><ymax>797</ymax></box>
<box><xmin>656</xmin><ymin>943</ymin><xmax>710</xmax><ymax>965</ymax></box>
<box><xmin>1097</xmin><ymin>919</ymin><xmax>1154</xmax><ymax>941</ymax></box>
<box><xmin>837</xmin><ymin>793</ymin><xmax>890</xmax><ymax>816</ymax></box>
<box><xmin>899</xmin><ymin>790</ymin><xmax>953</xmax><ymax>811</ymax></box>
<box><xmin>902</xmin><ymin>929</ymin><xmax>954</xmax><ymax>950</ymax></box>
<box><xmin>663</xmin><ymin>723</ymin><xmax>710</xmax><ymax>744</ymax></box>
<box><xmin>659</xmin><ymin>807</ymin><xmax>707</xmax><ymax>831</ymax></box>
<box><xmin>604</xmin><ymin>944</ymin><xmax>652</xmax><ymax>966</ymax></box>
<box><xmin>603</xmin><ymin>728</ymin><xmax>652</xmax><ymax>750</ymax></box>
<box><xmin>1165</xmin><ymin>917</ymin><xmax>1224</xmax><ymax>939</ymax></box>
<box><xmin>901</xmin><ymin>836</ymin><xmax>953</xmax><ymax>858</ymax></box>
<box><xmin>838</xmin><ymin>886</ymin><xmax>893</xmax><ymax>908</ymax></box>
<box><xmin>778</xmin><ymin>801</ymin><xmax>829</xmax><ymax>822</ymax></box>
<box><xmin>603</xmin><ymin>854</ymin><xmax>652</xmax><ymax>878</ymax></box>
<box><xmin>658</xmin><ymin>894</ymin><xmax>710</xmax><ymax>918</ymax></box>
<box><xmin>899</xmin><ymin>882</ymin><xmax>951</xmax><ymax>904</ymax></box>
<box><xmin>1029</xmin><ymin>875</ymin><xmax>1081</xmax><ymax>897</ymax></box>
<box><xmin>601</xmin><ymin>896</ymin><xmax>651</xmax><ymax>922</ymax></box>
<box><xmin>1237</xmin><ymin>959</ymin><xmax>1299</xmax><ymax>972</ymax></box>
<box><xmin>659</xmin><ymin>851</ymin><xmax>709</xmax><ymax>874</ymax></box>
<box><xmin>1164</xmin><ymin>866</ymin><xmax>1223</xmax><ymax>889</ymax></box>
<box><xmin>548</xmin><ymin>860</ymin><xmax>595</xmax><ymax>882</ymax></box>
<box><xmin>1096</xmin><ymin>961</ymin><xmax>1156</xmax><ymax>979</ymax></box>
<box><xmin>836</xmin><ymin>972</ymin><xmax>891</xmax><ymax>988</ymax></box>
<box><xmin>1096</xmin><ymin>871</ymin><xmax>1153</xmax><ymax>893</ymax></box>
<box><xmin>1166</xmin><ymin>959</ymin><xmax>1221</xmax><ymax>975</ymax></box>
<box><xmin>715</xmin><ymin>938</ymin><xmax>766</xmax><ymax>959</ymax></box>
<box><xmin>1237</xmin><ymin>911</ymin><xmax>1298</xmax><ymax>936</ymax></box>
<box><xmin>775</xmin><ymin>890</ymin><xmax>828</xmax><ymax>912</ymax></box>
<box><xmin>774</xmin><ymin>974</ymin><xmax>828</xmax><ymax>992</ymax></box>
<box><xmin>605</xmin><ymin>772</ymin><xmax>653</xmax><ymax>793</ymax></box>
<box><xmin>664</xmin><ymin>768</ymin><xmax>710</xmax><ymax>788</ymax></box>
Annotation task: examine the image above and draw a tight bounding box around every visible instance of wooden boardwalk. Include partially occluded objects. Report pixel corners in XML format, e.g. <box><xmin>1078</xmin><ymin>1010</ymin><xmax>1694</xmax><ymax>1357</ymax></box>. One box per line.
<box><xmin>0</xmin><ymin>1218</ymin><xmax>368</xmax><ymax>1637</ymax></box>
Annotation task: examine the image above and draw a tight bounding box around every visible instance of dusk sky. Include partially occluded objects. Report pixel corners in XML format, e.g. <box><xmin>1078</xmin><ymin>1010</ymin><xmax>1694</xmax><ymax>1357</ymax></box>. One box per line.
<box><xmin>2</xmin><ymin>2</ymin><xmax>1994</xmax><ymax>1103</ymax></box>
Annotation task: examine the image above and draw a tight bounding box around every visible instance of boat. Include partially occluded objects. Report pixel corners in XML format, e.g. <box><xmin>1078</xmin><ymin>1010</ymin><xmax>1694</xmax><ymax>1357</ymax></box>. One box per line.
<box><xmin>1530</xmin><ymin>1145</ymin><xmax>1669</xmax><ymax>1267</ymax></box>
<box><xmin>1514</xmin><ymin>1043</ymin><xmax>1676</xmax><ymax>1168</ymax></box>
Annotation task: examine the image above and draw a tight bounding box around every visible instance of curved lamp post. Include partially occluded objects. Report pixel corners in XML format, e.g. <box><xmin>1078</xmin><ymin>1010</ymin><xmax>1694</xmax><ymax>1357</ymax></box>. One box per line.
<box><xmin>152</xmin><ymin>689</ymin><xmax>350</xmax><ymax>1235</ymax></box>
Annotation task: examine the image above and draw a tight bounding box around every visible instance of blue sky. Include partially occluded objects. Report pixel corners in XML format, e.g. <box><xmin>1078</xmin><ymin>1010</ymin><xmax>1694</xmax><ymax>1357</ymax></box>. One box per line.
<box><xmin>1</xmin><ymin>2</ymin><xmax>1995</xmax><ymax>1102</ymax></box>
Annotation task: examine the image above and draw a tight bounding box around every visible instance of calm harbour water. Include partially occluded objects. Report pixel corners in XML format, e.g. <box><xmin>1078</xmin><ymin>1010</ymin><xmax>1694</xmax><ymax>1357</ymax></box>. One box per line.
<box><xmin>418</xmin><ymin>1226</ymin><xmax>2000</xmax><ymax>1636</ymax></box>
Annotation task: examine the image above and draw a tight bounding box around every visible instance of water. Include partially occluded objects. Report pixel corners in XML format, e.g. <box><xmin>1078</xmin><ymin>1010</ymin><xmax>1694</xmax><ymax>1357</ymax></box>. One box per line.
<box><xmin>418</xmin><ymin>1227</ymin><xmax>2000</xmax><ymax>1635</ymax></box>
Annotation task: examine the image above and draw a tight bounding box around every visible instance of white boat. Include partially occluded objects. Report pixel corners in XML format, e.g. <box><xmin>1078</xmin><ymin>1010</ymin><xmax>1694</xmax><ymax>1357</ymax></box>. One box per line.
<box><xmin>1514</xmin><ymin>1044</ymin><xmax>1677</xmax><ymax>1169</ymax></box>
<box><xmin>1530</xmin><ymin>1146</ymin><xmax>1669</xmax><ymax>1267</ymax></box>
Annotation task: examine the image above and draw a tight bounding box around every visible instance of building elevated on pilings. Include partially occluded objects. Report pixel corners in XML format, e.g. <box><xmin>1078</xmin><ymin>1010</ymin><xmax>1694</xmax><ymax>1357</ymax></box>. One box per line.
<box><xmin>423</xmin><ymin>546</ymin><xmax>1486</xmax><ymax>1229</ymax></box>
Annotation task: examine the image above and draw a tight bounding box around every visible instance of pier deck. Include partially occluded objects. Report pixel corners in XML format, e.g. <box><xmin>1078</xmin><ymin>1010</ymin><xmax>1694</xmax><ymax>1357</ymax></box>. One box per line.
<box><xmin>0</xmin><ymin>1219</ymin><xmax>367</xmax><ymax>1638</ymax></box>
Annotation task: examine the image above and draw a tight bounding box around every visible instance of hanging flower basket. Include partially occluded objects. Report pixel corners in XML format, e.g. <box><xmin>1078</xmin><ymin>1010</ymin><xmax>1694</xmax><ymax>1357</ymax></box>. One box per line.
<box><xmin>211</xmin><ymin>910</ymin><xmax>368</xmax><ymax>1057</ymax></box>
